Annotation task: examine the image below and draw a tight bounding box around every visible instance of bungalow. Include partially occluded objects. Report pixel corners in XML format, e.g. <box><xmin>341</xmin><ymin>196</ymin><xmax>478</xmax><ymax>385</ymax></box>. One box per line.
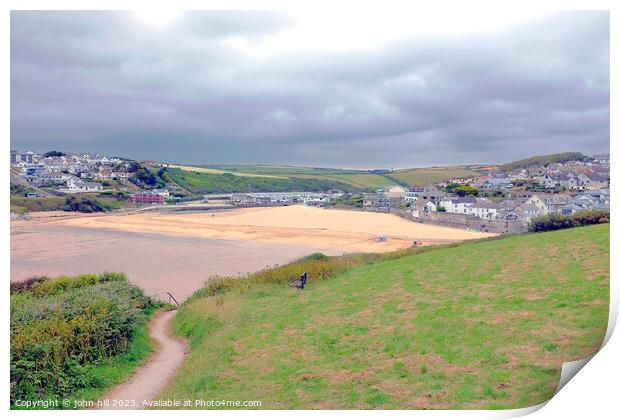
<box><xmin>66</xmin><ymin>177</ymin><xmax>103</xmax><ymax>193</ymax></box>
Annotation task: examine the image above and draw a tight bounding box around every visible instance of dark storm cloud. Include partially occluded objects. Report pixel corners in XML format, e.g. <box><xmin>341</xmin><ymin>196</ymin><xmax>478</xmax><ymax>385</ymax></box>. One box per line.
<box><xmin>11</xmin><ymin>10</ymin><xmax>609</xmax><ymax>167</ymax></box>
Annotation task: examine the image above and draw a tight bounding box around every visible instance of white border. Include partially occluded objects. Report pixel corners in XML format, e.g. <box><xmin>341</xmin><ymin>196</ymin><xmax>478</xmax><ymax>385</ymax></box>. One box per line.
<box><xmin>3</xmin><ymin>1</ymin><xmax>616</xmax><ymax>418</ymax></box>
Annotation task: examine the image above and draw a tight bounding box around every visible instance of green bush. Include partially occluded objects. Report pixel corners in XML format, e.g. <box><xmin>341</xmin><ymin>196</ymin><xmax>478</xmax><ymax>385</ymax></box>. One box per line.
<box><xmin>63</xmin><ymin>196</ymin><xmax>106</xmax><ymax>213</ymax></box>
<box><xmin>529</xmin><ymin>209</ymin><xmax>609</xmax><ymax>232</ymax></box>
<box><xmin>10</xmin><ymin>273</ymin><xmax>157</xmax><ymax>405</ymax></box>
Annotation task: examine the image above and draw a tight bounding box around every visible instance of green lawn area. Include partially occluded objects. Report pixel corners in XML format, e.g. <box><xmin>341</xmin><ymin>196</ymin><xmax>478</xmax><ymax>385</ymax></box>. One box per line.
<box><xmin>161</xmin><ymin>224</ymin><xmax>609</xmax><ymax>409</ymax></box>
<box><xmin>390</xmin><ymin>167</ymin><xmax>483</xmax><ymax>187</ymax></box>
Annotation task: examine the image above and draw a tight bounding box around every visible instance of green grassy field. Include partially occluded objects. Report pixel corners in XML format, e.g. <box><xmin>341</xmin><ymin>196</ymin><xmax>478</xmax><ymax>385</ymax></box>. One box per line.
<box><xmin>176</xmin><ymin>164</ymin><xmax>396</xmax><ymax>190</ymax></box>
<box><xmin>161</xmin><ymin>224</ymin><xmax>609</xmax><ymax>409</ymax></box>
<box><xmin>390</xmin><ymin>167</ymin><xmax>483</xmax><ymax>187</ymax></box>
<box><xmin>168</xmin><ymin>164</ymin><xmax>287</xmax><ymax>179</ymax></box>
<box><xmin>166</xmin><ymin>163</ymin><xmax>490</xmax><ymax>191</ymax></box>
<box><xmin>162</xmin><ymin>168</ymin><xmax>360</xmax><ymax>194</ymax></box>
<box><xmin>295</xmin><ymin>173</ymin><xmax>394</xmax><ymax>190</ymax></box>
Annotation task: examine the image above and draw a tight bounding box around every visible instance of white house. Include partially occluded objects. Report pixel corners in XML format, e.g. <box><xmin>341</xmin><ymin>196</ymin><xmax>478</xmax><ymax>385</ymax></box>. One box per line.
<box><xmin>66</xmin><ymin>177</ymin><xmax>103</xmax><ymax>192</ymax></box>
<box><xmin>152</xmin><ymin>188</ymin><xmax>170</xmax><ymax>198</ymax></box>
<box><xmin>439</xmin><ymin>196</ymin><xmax>477</xmax><ymax>214</ymax></box>
<box><xmin>469</xmin><ymin>201</ymin><xmax>502</xmax><ymax>220</ymax></box>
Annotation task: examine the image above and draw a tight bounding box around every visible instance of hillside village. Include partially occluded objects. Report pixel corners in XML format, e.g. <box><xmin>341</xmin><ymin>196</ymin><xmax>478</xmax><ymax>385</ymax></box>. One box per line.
<box><xmin>362</xmin><ymin>154</ymin><xmax>609</xmax><ymax>233</ymax></box>
<box><xmin>10</xmin><ymin>149</ymin><xmax>609</xmax><ymax>233</ymax></box>
<box><xmin>10</xmin><ymin>150</ymin><xmax>175</xmax><ymax>204</ymax></box>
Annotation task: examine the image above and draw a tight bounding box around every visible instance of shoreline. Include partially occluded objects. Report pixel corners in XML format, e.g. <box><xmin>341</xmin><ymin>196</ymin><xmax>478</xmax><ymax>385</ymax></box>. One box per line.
<box><xmin>10</xmin><ymin>205</ymin><xmax>494</xmax><ymax>301</ymax></box>
<box><xmin>22</xmin><ymin>205</ymin><xmax>494</xmax><ymax>253</ymax></box>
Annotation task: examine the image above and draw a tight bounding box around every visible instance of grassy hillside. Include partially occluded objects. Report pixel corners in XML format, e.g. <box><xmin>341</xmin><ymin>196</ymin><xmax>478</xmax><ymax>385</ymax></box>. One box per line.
<box><xmin>174</xmin><ymin>164</ymin><xmax>396</xmax><ymax>190</ymax></box>
<box><xmin>295</xmin><ymin>173</ymin><xmax>394</xmax><ymax>190</ymax></box>
<box><xmin>390</xmin><ymin>167</ymin><xmax>483</xmax><ymax>187</ymax></box>
<box><xmin>10</xmin><ymin>273</ymin><xmax>160</xmax><ymax>408</ymax></box>
<box><xmin>161</xmin><ymin>167</ymin><xmax>359</xmax><ymax>194</ymax></box>
<box><xmin>164</xmin><ymin>163</ymin><xmax>489</xmax><ymax>191</ymax></box>
<box><xmin>168</xmin><ymin>164</ymin><xmax>286</xmax><ymax>179</ymax></box>
<box><xmin>10</xmin><ymin>194</ymin><xmax>126</xmax><ymax>213</ymax></box>
<box><xmin>499</xmin><ymin>152</ymin><xmax>587</xmax><ymax>171</ymax></box>
<box><xmin>161</xmin><ymin>225</ymin><xmax>609</xmax><ymax>409</ymax></box>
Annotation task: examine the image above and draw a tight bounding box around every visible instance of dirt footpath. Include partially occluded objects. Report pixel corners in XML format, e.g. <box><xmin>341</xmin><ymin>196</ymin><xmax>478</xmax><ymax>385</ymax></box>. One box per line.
<box><xmin>99</xmin><ymin>310</ymin><xmax>186</xmax><ymax>410</ymax></box>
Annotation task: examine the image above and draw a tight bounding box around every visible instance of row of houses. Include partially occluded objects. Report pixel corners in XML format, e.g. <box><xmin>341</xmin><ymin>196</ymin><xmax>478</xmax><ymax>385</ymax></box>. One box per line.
<box><xmin>364</xmin><ymin>184</ymin><xmax>609</xmax><ymax>226</ymax></box>
<box><xmin>434</xmin><ymin>157</ymin><xmax>610</xmax><ymax>193</ymax></box>
<box><xmin>10</xmin><ymin>150</ymin><xmax>133</xmax><ymax>187</ymax></box>
<box><xmin>226</xmin><ymin>191</ymin><xmax>344</xmax><ymax>207</ymax></box>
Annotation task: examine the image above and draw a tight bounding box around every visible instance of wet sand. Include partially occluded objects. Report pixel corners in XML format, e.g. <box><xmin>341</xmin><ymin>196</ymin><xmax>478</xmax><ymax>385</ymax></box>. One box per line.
<box><xmin>11</xmin><ymin>222</ymin><xmax>329</xmax><ymax>302</ymax></box>
<box><xmin>11</xmin><ymin>206</ymin><xmax>493</xmax><ymax>301</ymax></box>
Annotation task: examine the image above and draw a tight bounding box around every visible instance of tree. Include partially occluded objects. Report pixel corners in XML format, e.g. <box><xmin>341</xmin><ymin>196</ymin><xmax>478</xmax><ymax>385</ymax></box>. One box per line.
<box><xmin>454</xmin><ymin>186</ymin><xmax>479</xmax><ymax>197</ymax></box>
<box><xmin>444</xmin><ymin>182</ymin><xmax>461</xmax><ymax>193</ymax></box>
<box><xmin>43</xmin><ymin>150</ymin><xmax>65</xmax><ymax>157</ymax></box>
<box><xmin>63</xmin><ymin>196</ymin><xmax>105</xmax><ymax>213</ymax></box>
<box><xmin>127</xmin><ymin>161</ymin><xmax>141</xmax><ymax>173</ymax></box>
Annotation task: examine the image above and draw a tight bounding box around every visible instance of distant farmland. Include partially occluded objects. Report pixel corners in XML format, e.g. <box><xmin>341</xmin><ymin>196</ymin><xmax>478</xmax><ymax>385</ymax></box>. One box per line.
<box><xmin>390</xmin><ymin>167</ymin><xmax>484</xmax><ymax>187</ymax></box>
<box><xmin>168</xmin><ymin>164</ymin><xmax>286</xmax><ymax>179</ymax></box>
<box><xmin>172</xmin><ymin>164</ymin><xmax>397</xmax><ymax>191</ymax></box>
<box><xmin>165</xmin><ymin>163</ymin><xmax>487</xmax><ymax>192</ymax></box>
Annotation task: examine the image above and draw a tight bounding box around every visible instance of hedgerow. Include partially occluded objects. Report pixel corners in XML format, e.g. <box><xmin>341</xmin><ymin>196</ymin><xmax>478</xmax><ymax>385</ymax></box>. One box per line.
<box><xmin>528</xmin><ymin>209</ymin><xmax>610</xmax><ymax>232</ymax></box>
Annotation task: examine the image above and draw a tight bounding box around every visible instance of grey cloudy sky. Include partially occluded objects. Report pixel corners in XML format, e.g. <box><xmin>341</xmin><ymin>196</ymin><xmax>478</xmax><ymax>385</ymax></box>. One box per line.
<box><xmin>11</xmin><ymin>10</ymin><xmax>609</xmax><ymax>168</ymax></box>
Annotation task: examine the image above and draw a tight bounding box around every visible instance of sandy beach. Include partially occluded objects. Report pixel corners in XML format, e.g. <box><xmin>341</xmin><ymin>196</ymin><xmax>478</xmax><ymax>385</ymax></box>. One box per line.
<box><xmin>11</xmin><ymin>206</ymin><xmax>493</xmax><ymax>301</ymax></box>
<box><xmin>44</xmin><ymin>205</ymin><xmax>493</xmax><ymax>252</ymax></box>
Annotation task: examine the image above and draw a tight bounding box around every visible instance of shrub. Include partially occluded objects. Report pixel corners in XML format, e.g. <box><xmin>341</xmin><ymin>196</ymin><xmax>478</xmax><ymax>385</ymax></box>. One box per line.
<box><xmin>10</xmin><ymin>273</ymin><xmax>157</xmax><ymax>404</ymax></box>
<box><xmin>529</xmin><ymin>210</ymin><xmax>610</xmax><ymax>232</ymax></box>
<box><xmin>63</xmin><ymin>196</ymin><xmax>106</xmax><ymax>213</ymax></box>
<box><xmin>10</xmin><ymin>275</ymin><xmax>50</xmax><ymax>294</ymax></box>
